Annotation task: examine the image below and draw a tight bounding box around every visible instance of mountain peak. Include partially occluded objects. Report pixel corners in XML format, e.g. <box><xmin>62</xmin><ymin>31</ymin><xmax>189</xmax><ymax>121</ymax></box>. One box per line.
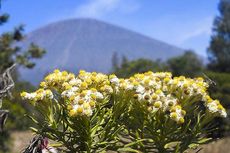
<box><xmin>20</xmin><ymin>18</ymin><xmax>184</xmax><ymax>84</ymax></box>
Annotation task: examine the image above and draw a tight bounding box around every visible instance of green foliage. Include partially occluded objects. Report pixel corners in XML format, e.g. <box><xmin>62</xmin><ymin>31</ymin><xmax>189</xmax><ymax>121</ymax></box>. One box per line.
<box><xmin>0</xmin><ymin>11</ymin><xmax>45</xmax><ymax>152</ymax></box>
<box><xmin>112</xmin><ymin>57</ymin><xmax>167</xmax><ymax>78</ymax></box>
<box><xmin>205</xmin><ymin>71</ymin><xmax>230</xmax><ymax>109</ymax></box>
<box><xmin>0</xmin><ymin>13</ymin><xmax>9</xmax><ymax>25</ymax></box>
<box><xmin>31</xmin><ymin>105</ymin><xmax>121</xmax><ymax>152</ymax></box>
<box><xmin>207</xmin><ymin>0</ymin><xmax>230</xmax><ymax>72</ymax></box>
<box><xmin>205</xmin><ymin>71</ymin><xmax>230</xmax><ymax>136</ymax></box>
<box><xmin>167</xmin><ymin>51</ymin><xmax>204</xmax><ymax>77</ymax></box>
<box><xmin>110</xmin><ymin>52</ymin><xmax>230</xmax><ymax>138</ymax></box>
<box><xmin>22</xmin><ymin>71</ymin><xmax>123</xmax><ymax>152</ymax></box>
<box><xmin>2</xmin><ymin>81</ymin><xmax>35</xmax><ymax>130</ymax></box>
<box><xmin>22</xmin><ymin>70</ymin><xmax>225</xmax><ymax>152</ymax></box>
<box><xmin>0</xmin><ymin>14</ymin><xmax>46</xmax><ymax>73</ymax></box>
<box><xmin>112</xmin><ymin>51</ymin><xmax>203</xmax><ymax>79</ymax></box>
<box><xmin>0</xmin><ymin>11</ymin><xmax>45</xmax><ymax>129</ymax></box>
<box><xmin>0</xmin><ymin>81</ymin><xmax>35</xmax><ymax>153</ymax></box>
<box><xmin>119</xmin><ymin>104</ymin><xmax>213</xmax><ymax>153</ymax></box>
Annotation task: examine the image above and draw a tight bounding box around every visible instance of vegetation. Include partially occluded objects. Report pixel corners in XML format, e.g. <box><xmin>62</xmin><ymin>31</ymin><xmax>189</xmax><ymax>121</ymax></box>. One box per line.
<box><xmin>0</xmin><ymin>14</ymin><xmax>45</xmax><ymax>73</ymax></box>
<box><xmin>205</xmin><ymin>71</ymin><xmax>230</xmax><ymax>137</ymax></box>
<box><xmin>1</xmin><ymin>0</ymin><xmax>230</xmax><ymax>152</ymax></box>
<box><xmin>21</xmin><ymin>69</ymin><xmax>226</xmax><ymax>152</ymax></box>
<box><xmin>0</xmin><ymin>12</ymin><xmax>45</xmax><ymax>152</ymax></box>
<box><xmin>112</xmin><ymin>51</ymin><xmax>203</xmax><ymax>78</ymax></box>
<box><xmin>0</xmin><ymin>10</ymin><xmax>45</xmax><ymax>122</ymax></box>
<box><xmin>111</xmin><ymin>49</ymin><xmax>230</xmax><ymax>138</ymax></box>
<box><xmin>112</xmin><ymin>56</ymin><xmax>167</xmax><ymax>78</ymax></box>
<box><xmin>208</xmin><ymin>0</ymin><xmax>230</xmax><ymax>72</ymax></box>
<box><xmin>3</xmin><ymin>82</ymin><xmax>35</xmax><ymax>130</ymax></box>
<box><xmin>167</xmin><ymin>51</ymin><xmax>204</xmax><ymax>77</ymax></box>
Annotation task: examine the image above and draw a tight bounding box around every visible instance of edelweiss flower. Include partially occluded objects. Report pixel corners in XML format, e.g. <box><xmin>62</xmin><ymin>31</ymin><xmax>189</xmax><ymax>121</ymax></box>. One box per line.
<box><xmin>21</xmin><ymin>70</ymin><xmax>227</xmax><ymax>123</ymax></box>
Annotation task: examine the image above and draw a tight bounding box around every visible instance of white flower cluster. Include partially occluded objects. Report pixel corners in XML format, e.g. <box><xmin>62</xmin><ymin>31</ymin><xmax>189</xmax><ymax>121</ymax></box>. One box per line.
<box><xmin>205</xmin><ymin>98</ymin><xmax>227</xmax><ymax>117</ymax></box>
<box><xmin>66</xmin><ymin>89</ymin><xmax>104</xmax><ymax>116</ymax></box>
<box><xmin>22</xmin><ymin>70</ymin><xmax>112</xmax><ymax>117</ymax></box>
<box><xmin>21</xmin><ymin>89</ymin><xmax>53</xmax><ymax>102</ymax></box>
<box><xmin>108</xmin><ymin>71</ymin><xmax>227</xmax><ymax>123</ymax></box>
<box><xmin>21</xmin><ymin>70</ymin><xmax>227</xmax><ymax>122</ymax></box>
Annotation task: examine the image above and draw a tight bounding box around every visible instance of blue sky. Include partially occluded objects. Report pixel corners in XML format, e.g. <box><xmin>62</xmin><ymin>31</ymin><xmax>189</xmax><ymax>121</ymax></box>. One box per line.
<box><xmin>0</xmin><ymin>0</ymin><xmax>220</xmax><ymax>57</ymax></box>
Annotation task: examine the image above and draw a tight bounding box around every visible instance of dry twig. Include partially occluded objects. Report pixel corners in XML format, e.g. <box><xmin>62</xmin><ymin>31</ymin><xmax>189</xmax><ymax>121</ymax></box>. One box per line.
<box><xmin>0</xmin><ymin>64</ymin><xmax>16</xmax><ymax>132</ymax></box>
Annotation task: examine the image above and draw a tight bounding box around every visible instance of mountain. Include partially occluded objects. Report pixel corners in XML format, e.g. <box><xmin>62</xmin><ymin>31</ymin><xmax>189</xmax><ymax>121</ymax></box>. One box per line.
<box><xmin>19</xmin><ymin>18</ymin><xmax>184</xmax><ymax>84</ymax></box>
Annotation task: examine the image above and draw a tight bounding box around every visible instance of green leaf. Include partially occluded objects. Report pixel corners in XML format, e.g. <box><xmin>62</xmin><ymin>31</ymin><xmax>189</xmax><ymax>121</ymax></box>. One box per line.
<box><xmin>198</xmin><ymin>138</ymin><xmax>212</xmax><ymax>144</ymax></box>
<box><xmin>118</xmin><ymin>147</ymin><xmax>140</xmax><ymax>153</ymax></box>
<box><xmin>124</xmin><ymin>139</ymin><xmax>146</xmax><ymax>148</ymax></box>
<box><xmin>26</xmin><ymin>114</ymin><xmax>39</xmax><ymax>124</ymax></box>
<box><xmin>188</xmin><ymin>143</ymin><xmax>200</xmax><ymax>149</ymax></box>
<box><xmin>29</xmin><ymin>127</ymin><xmax>38</xmax><ymax>133</ymax></box>
<box><xmin>164</xmin><ymin>141</ymin><xmax>181</xmax><ymax>149</ymax></box>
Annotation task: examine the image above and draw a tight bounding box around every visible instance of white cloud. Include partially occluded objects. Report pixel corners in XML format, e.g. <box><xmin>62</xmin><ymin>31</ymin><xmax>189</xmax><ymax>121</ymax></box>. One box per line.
<box><xmin>175</xmin><ymin>17</ymin><xmax>213</xmax><ymax>45</ymax></box>
<box><xmin>147</xmin><ymin>16</ymin><xmax>213</xmax><ymax>45</ymax></box>
<box><xmin>143</xmin><ymin>16</ymin><xmax>214</xmax><ymax>56</ymax></box>
<box><xmin>75</xmin><ymin>0</ymin><xmax>140</xmax><ymax>18</ymax></box>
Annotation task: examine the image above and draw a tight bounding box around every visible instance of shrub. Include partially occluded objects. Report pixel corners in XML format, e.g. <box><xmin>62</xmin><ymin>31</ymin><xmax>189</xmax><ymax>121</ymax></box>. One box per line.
<box><xmin>21</xmin><ymin>70</ymin><xmax>227</xmax><ymax>152</ymax></box>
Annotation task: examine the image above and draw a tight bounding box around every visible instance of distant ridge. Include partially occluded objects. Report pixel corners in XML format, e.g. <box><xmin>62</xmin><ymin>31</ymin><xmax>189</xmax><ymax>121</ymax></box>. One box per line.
<box><xmin>20</xmin><ymin>18</ymin><xmax>184</xmax><ymax>84</ymax></box>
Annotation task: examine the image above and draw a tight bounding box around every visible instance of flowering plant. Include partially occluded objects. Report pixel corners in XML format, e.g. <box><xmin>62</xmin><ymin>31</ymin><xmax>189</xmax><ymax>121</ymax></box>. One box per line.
<box><xmin>21</xmin><ymin>69</ymin><xmax>227</xmax><ymax>152</ymax></box>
